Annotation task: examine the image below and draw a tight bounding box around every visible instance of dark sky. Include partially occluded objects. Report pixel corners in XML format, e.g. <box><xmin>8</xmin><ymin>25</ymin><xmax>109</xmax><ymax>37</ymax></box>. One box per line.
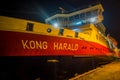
<box><xmin>0</xmin><ymin>0</ymin><xmax>120</xmax><ymax>48</ymax></box>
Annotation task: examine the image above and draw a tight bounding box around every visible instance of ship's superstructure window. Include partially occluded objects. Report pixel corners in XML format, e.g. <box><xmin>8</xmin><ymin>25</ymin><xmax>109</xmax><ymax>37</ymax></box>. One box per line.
<box><xmin>80</xmin><ymin>13</ymin><xmax>85</xmax><ymax>19</ymax></box>
<box><xmin>69</xmin><ymin>16</ymin><xmax>74</xmax><ymax>21</ymax></box>
<box><xmin>59</xmin><ymin>29</ymin><xmax>64</xmax><ymax>36</ymax></box>
<box><xmin>92</xmin><ymin>9</ymin><xmax>98</xmax><ymax>16</ymax></box>
<box><xmin>86</xmin><ymin>11</ymin><xmax>91</xmax><ymax>18</ymax></box>
<box><xmin>26</xmin><ymin>23</ymin><xmax>34</xmax><ymax>31</ymax></box>
<box><xmin>75</xmin><ymin>32</ymin><xmax>78</xmax><ymax>38</ymax></box>
<box><xmin>75</xmin><ymin>14</ymin><xmax>79</xmax><ymax>19</ymax></box>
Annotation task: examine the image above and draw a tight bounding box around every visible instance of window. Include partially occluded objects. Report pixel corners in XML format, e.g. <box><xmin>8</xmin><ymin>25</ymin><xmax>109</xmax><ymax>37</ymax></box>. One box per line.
<box><xmin>63</xmin><ymin>18</ymin><xmax>68</xmax><ymax>22</ymax></box>
<box><xmin>75</xmin><ymin>32</ymin><xmax>78</xmax><ymax>38</ymax></box>
<box><xmin>75</xmin><ymin>15</ymin><xmax>79</xmax><ymax>19</ymax></box>
<box><xmin>59</xmin><ymin>29</ymin><xmax>64</xmax><ymax>36</ymax></box>
<box><xmin>58</xmin><ymin>17</ymin><xmax>63</xmax><ymax>21</ymax></box>
<box><xmin>52</xmin><ymin>18</ymin><xmax>57</xmax><ymax>22</ymax></box>
<box><xmin>79</xmin><ymin>13</ymin><xmax>85</xmax><ymax>19</ymax></box>
<box><xmin>26</xmin><ymin>23</ymin><xmax>34</xmax><ymax>31</ymax></box>
<box><xmin>96</xmin><ymin>35</ymin><xmax>98</xmax><ymax>40</ymax></box>
<box><xmin>69</xmin><ymin>16</ymin><xmax>74</xmax><ymax>21</ymax></box>
<box><xmin>92</xmin><ymin>9</ymin><xmax>98</xmax><ymax>16</ymax></box>
<box><xmin>86</xmin><ymin>11</ymin><xmax>91</xmax><ymax>18</ymax></box>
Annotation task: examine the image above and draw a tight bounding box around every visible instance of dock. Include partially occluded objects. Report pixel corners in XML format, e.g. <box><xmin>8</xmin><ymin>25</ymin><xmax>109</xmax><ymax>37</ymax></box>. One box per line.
<box><xmin>69</xmin><ymin>61</ymin><xmax>120</xmax><ymax>80</ymax></box>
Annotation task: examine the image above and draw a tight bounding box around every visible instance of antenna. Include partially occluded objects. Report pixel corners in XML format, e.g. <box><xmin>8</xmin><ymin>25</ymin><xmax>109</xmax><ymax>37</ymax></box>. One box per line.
<box><xmin>59</xmin><ymin>7</ymin><xmax>66</xmax><ymax>14</ymax></box>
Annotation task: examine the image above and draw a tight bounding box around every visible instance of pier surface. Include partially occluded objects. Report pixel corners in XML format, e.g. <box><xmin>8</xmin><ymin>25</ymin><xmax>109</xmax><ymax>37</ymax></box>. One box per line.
<box><xmin>69</xmin><ymin>61</ymin><xmax>120</xmax><ymax>80</ymax></box>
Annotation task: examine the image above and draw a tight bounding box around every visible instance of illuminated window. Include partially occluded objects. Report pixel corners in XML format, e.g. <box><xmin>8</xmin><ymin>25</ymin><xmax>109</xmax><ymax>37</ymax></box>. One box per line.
<box><xmin>26</xmin><ymin>23</ymin><xmax>34</xmax><ymax>31</ymax></box>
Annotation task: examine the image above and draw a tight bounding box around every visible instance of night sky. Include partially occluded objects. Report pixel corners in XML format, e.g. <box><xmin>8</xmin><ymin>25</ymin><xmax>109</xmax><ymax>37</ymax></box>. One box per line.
<box><xmin>0</xmin><ymin>0</ymin><xmax>120</xmax><ymax>48</ymax></box>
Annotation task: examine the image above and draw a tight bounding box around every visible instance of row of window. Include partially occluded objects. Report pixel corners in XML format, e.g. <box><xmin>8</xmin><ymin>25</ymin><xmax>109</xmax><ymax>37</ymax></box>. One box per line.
<box><xmin>26</xmin><ymin>23</ymin><xmax>78</xmax><ymax>38</ymax></box>
<box><xmin>69</xmin><ymin>10</ymin><xmax>98</xmax><ymax>21</ymax></box>
<box><xmin>47</xmin><ymin>9</ymin><xmax>99</xmax><ymax>24</ymax></box>
<box><xmin>46</xmin><ymin>9</ymin><xmax>101</xmax><ymax>28</ymax></box>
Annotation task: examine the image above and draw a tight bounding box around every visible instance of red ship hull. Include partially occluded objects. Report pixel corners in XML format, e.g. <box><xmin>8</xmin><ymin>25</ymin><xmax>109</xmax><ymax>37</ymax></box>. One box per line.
<box><xmin>0</xmin><ymin>30</ymin><xmax>112</xmax><ymax>56</ymax></box>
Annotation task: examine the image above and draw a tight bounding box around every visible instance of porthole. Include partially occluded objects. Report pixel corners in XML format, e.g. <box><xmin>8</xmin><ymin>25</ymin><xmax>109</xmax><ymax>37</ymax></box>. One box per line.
<box><xmin>47</xmin><ymin>28</ymin><xmax>52</xmax><ymax>33</ymax></box>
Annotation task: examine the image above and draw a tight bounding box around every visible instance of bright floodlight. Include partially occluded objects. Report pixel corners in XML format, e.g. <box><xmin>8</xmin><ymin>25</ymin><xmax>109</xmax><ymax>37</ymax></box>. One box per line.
<box><xmin>76</xmin><ymin>21</ymin><xmax>82</xmax><ymax>25</ymax></box>
<box><xmin>90</xmin><ymin>17</ymin><xmax>96</xmax><ymax>23</ymax></box>
<box><xmin>53</xmin><ymin>23</ymin><xmax>59</xmax><ymax>28</ymax></box>
<box><xmin>73</xmin><ymin>29</ymin><xmax>80</xmax><ymax>32</ymax></box>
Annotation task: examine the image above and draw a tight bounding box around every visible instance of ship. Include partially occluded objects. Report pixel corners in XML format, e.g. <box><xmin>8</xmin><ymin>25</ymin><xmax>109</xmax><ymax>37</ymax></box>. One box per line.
<box><xmin>0</xmin><ymin>3</ymin><xmax>119</xmax><ymax>57</ymax></box>
<box><xmin>0</xmin><ymin>3</ymin><xmax>119</xmax><ymax>80</ymax></box>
